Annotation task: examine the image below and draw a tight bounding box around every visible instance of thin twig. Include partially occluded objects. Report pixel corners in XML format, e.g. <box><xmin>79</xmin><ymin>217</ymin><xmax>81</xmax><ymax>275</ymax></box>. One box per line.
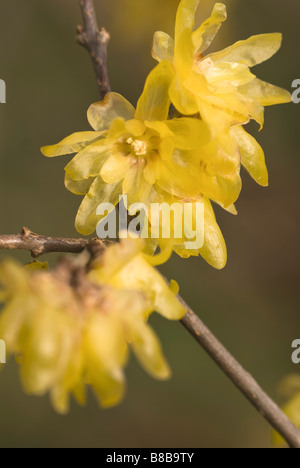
<box><xmin>76</xmin><ymin>0</ymin><xmax>111</xmax><ymax>99</ymax></box>
<box><xmin>180</xmin><ymin>300</ymin><xmax>300</xmax><ymax>449</ymax></box>
<box><xmin>0</xmin><ymin>227</ymin><xmax>105</xmax><ymax>258</ymax></box>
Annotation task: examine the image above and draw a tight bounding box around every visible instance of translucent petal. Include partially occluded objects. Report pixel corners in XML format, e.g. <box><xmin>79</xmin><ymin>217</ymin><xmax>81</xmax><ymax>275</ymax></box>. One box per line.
<box><xmin>135</xmin><ymin>61</ymin><xmax>174</xmax><ymax>121</ymax></box>
<box><xmin>64</xmin><ymin>173</ymin><xmax>96</xmax><ymax>195</ymax></box>
<box><xmin>122</xmin><ymin>164</ymin><xmax>152</xmax><ymax>206</ymax></box>
<box><xmin>203</xmin><ymin>62</ymin><xmax>255</xmax><ymax>89</ymax></box>
<box><xmin>169</xmin><ymin>76</ymin><xmax>198</xmax><ymax>115</ymax></box>
<box><xmin>174</xmin><ymin>29</ymin><xmax>195</xmax><ymax>78</ymax></box>
<box><xmin>175</xmin><ymin>197</ymin><xmax>227</xmax><ymax>269</ymax></box>
<box><xmin>65</xmin><ymin>140</ymin><xmax>110</xmax><ymax>180</ymax></box>
<box><xmin>165</xmin><ymin>118</ymin><xmax>211</xmax><ymax>150</ymax></box>
<box><xmin>75</xmin><ymin>177</ymin><xmax>122</xmax><ymax>235</ymax></box>
<box><xmin>100</xmin><ymin>154</ymin><xmax>131</xmax><ymax>184</ymax></box>
<box><xmin>156</xmin><ymin>156</ymin><xmax>201</xmax><ymax>198</ymax></box>
<box><xmin>84</xmin><ymin>315</ymin><xmax>127</xmax><ymax>408</ymax></box>
<box><xmin>192</xmin><ymin>3</ymin><xmax>227</xmax><ymax>54</ymax></box>
<box><xmin>209</xmin><ymin>33</ymin><xmax>282</xmax><ymax>68</ymax></box>
<box><xmin>87</xmin><ymin>93</ymin><xmax>135</xmax><ymax>131</ymax></box>
<box><xmin>109</xmin><ymin>256</ymin><xmax>186</xmax><ymax>320</ymax></box>
<box><xmin>128</xmin><ymin>319</ymin><xmax>171</xmax><ymax>380</ymax></box>
<box><xmin>41</xmin><ymin>131</ymin><xmax>105</xmax><ymax>157</ymax></box>
<box><xmin>152</xmin><ymin>31</ymin><xmax>175</xmax><ymax>62</ymax></box>
<box><xmin>231</xmin><ymin>125</ymin><xmax>268</xmax><ymax>186</ymax></box>
<box><xmin>198</xmin><ymin>169</ymin><xmax>242</xmax><ymax>208</ymax></box>
<box><xmin>175</xmin><ymin>0</ymin><xmax>200</xmax><ymax>42</ymax></box>
<box><xmin>239</xmin><ymin>78</ymin><xmax>292</xmax><ymax>106</ymax></box>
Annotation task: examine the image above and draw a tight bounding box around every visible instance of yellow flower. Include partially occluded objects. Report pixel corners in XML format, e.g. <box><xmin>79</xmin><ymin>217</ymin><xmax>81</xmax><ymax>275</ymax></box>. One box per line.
<box><xmin>153</xmin><ymin>1</ymin><xmax>291</xmax><ymax>129</ymax></box>
<box><xmin>0</xmin><ymin>239</ymin><xmax>185</xmax><ymax>413</ymax></box>
<box><xmin>41</xmin><ymin>62</ymin><xmax>213</xmax><ymax>236</ymax></box>
<box><xmin>152</xmin><ymin>0</ymin><xmax>291</xmax><ymax>186</ymax></box>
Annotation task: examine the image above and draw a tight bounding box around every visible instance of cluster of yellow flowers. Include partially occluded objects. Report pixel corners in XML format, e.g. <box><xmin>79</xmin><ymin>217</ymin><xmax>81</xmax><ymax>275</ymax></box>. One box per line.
<box><xmin>0</xmin><ymin>238</ymin><xmax>185</xmax><ymax>413</ymax></box>
<box><xmin>0</xmin><ymin>1</ymin><xmax>291</xmax><ymax>413</ymax></box>
<box><xmin>43</xmin><ymin>0</ymin><xmax>291</xmax><ymax>269</ymax></box>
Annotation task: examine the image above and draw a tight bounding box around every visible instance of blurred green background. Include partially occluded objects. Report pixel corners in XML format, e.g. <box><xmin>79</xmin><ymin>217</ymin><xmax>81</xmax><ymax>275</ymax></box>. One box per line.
<box><xmin>0</xmin><ymin>0</ymin><xmax>299</xmax><ymax>448</ymax></box>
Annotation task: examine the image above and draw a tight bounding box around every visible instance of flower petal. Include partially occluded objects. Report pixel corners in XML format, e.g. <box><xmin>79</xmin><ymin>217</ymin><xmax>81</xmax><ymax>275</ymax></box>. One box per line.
<box><xmin>100</xmin><ymin>154</ymin><xmax>131</xmax><ymax>184</ymax></box>
<box><xmin>198</xmin><ymin>169</ymin><xmax>242</xmax><ymax>208</ymax></box>
<box><xmin>87</xmin><ymin>93</ymin><xmax>135</xmax><ymax>131</ymax></box>
<box><xmin>166</xmin><ymin>118</ymin><xmax>211</xmax><ymax>150</ymax></box>
<box><xmin>169</xmin><ymin>76</ymin><xmax>198</xmax><ymax>115</ymax></box>
<box><xmin>128</xmin><ymin>319</ymin><xmax>171</xmax><ymax>380</ymax></box>
<box><xmin>174</xmin><ymin>197</ymin><xmax>227</xmax><ymax>269</ymax></box>
<box><xmin>75</xmin><ymin>177</ymin><xmax>122</xmax><ymax>235</ymax></box>
<box><xmin>209</xmin><ymin>33</ymin><xmax>283</xmax><ymax>68</ymax></box>
<box><xmin>231</xmin><ymin>125</ymin><xmax>268</xmax><ymax>186</ymax></box>
<box><xmin>175</xmin><ymin>0</ymin><xmax>200</xmax><ymax>41</ymax></box>
<box><xmin>192</xmin><ymin>3</ymin><xmax>227</xmax><ymax>54</ymax></box>
<box><xmin>41</xmin><ymin>132</ymin><xmax>105</xmax><ymax>157</ymax></box>
<box><xmin>65</xmin><ymin>139</ymin><xmax>110</xmax><ymax>180</ymax></box>
<box><xmin>152</xmin><ymin>31</ymin><xmax>175</xmax><ymax>62</ymax></box>
<box><xmin>64</xmin><ymin>173</ymin><xmax>96</xmax><ymax>195</ymax></box>
<box><xmin>239</xmin><ymin>78</ymin><xmax>292</xmax><ymax>106</ymax></box>
<box><xmin>84</xmin><ymin>314</ymin><xmax>127</xmax><ymax>408</ymax></box>
<box><xmin>135</xmin><ymin>61</ymin><xmax>174</xmax><ymax>121</ymax></box>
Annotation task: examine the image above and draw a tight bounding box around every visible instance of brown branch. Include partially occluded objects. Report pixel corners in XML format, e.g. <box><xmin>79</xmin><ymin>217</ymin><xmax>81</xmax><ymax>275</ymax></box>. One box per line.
<box><xmin>180</xmin><ymin>300</ymin><xmax>300</xmax><ymax>449</ymax></box>
<box><xmin>0</xmin><ymin>227</ymin><xmax>105</xmax><ymax>258</ymax></box>
<box><xmin>76</xmin><ymin>0</ymin><xmax>111</xmax><ymax>99</ymax></box>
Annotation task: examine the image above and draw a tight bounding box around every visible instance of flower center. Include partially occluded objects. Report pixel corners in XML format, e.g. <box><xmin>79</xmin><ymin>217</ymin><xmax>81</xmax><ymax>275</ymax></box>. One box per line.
<box><xmin>126</xmin><ymin>137</ymin><xmax>147</xmax><ymax>156</ymax></box>
<box><xmin>194</xmin><ymin>57</ymin><xmax>214</xmax><ymax>76</ymax></box>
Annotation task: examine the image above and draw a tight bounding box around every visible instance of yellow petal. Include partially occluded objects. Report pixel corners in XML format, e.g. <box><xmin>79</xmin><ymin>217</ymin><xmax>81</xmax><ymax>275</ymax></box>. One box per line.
<box><xmin>100</xmin><ymin>154</ymin><xmax>131</xmax><ymax>184</ymax></box>
<box><xmin>110</xmin><ymin>256</ymin><xmax>186</xmax><ymax>321</ymax></box>
<box><xmin>210</xmin><ymin>33</ymin><xmax>283</xmax><ymax>68</ymax></box>
<box><xmin>65</xmin><ymin>139</ymin><xmax>109</xmax><ymax>180</ymax></box>
<box><xmin>135</xmin><ymin>61</ymin><xmax>174</xmax><ymax>121</ymax></box>
<box><xmin>169</xmin><ymin>76</ymin><xmax>198</xmax><ymax>115</ymax></box>
<box><xmin>128</xmin><ymin>319</ymin><xmax>171</xmax><ymax>380</ymax></box>
<box><xmin>84</xmin><ymin>315</ymin><xmax>127</xmax><ymax>408</ymax></box>
<box><xmin>87</xmin><ymin>93</ymin><xmax>135</xmax><ymax>131</ymax></box>
<box><xmin>41</xmin><ymin>131</ymin><xmax>105</xmax><ymax>157</ymax></box>
<box><xmin>230</xmin><ymin>125</ymin><xmax>268</xmax><ymax>187</ymax></box>
<box><xmin>152</xmin><ymin>31</ymin><xmax>174</xmax><ymax>62</ymax></box>
<box><xmin>175</xmin><ymin>197</ymin><xmax>227</xmax><ymax>269</ymax></box>
<box><xmin>122</xmin><ymin>164</ymin><xmax>152</xmax><ymax>205</ymax></box>
<box><xmin>156</xmin><ymin>156</ymin><xmax>201</xmax><ymax>198</ymax></box>
<box><xmin>165</xmin><ymin>118</ymin><xmax>211</xmax><ymax>150</ymax></box>
<box><xmin>175</xmin><ymin>0</ymin><xmax>200</xmax><ymax>42</ymax></box>
<box><xmin>192</xmin><ymin>3</ymin><xmax>227</xmax><ymax>54</ymax></box>
<box><xmin>75</xmin><ymin>177</ymin><xmax>121</xmax><ymax>235</ymax></box>
<box><xmin>239</xmin><ymin>78</ymin><xmax>292</xmax><ymax>106</ymax></box>
<box><xmin>125</xmin><ymin>119</ymin><xmax>146</xmax><ymax>137</ymax></box>
<box><xmin>64</xmin><ymin>173</ymin><xmax>96</xmax><ymax>195</ymax></box>
<box><xmin>198</xmin><ymin>169</ymin><xmax>242</xmax><ymax>208</ymax></box>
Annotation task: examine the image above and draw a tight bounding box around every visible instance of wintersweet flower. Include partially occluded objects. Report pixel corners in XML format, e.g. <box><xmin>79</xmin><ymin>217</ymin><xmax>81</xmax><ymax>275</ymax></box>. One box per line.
<box><xmin>153</xmin><ymin>1</ymin><xmax>291</xmax><ymax>130</ymax></box>
<box><xmin>0</xmin><ymin>238</ymin><xmax>185</xmax><ymax>413</ymax></box>
<box><xmin>41</xmin><ymin>62</ymin><xmax>216</xmax><ymax>236</ymax></box>
<box><xmin>152</xmin><ymin>0</ymin><xmax>291</xmax><ymax>186</ymax></box>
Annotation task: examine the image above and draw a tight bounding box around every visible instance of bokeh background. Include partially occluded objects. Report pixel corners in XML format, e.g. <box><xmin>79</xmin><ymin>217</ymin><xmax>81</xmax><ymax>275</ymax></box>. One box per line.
<box><xmin>0</xmin><ymin>0</ymin><xmax>299</xmax><ymax>448</ymax></box>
